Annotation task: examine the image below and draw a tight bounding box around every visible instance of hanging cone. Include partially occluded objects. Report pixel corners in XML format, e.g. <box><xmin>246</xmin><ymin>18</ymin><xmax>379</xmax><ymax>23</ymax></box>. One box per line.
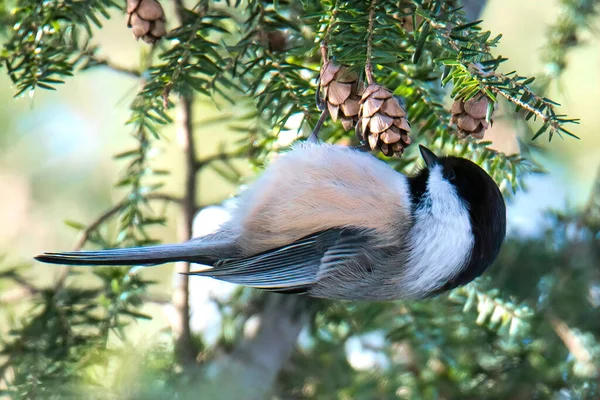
<box><xmin>356</xmin><ymin>84</ymin><xmax>411</xmax><ymax>157</ymax></box>
<box><xmin>319</xmin><ymin>60</ymin><xmax>363</xmax><ymax>131</ymax></box>
<box><xmin>450</xmin><ymin>93</ymin><xmax>494</xmax><ymax>139</ymax></box>
<box><xmin>127</xmin><ymin>0</ymin><xmax>167</xmax><ymax>44</ymax></box>
<box><xmin>267</xmin><ymin>30</ymin><xmax>288</xmax><ymax>52</ymax></box>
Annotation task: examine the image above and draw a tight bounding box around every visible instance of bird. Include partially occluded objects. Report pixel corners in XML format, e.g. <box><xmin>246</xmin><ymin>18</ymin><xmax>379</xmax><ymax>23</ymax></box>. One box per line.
<box><xmin>35</xmin><ymin>143</ymin><xmax>506</xmax><ymax>301</ymax></box>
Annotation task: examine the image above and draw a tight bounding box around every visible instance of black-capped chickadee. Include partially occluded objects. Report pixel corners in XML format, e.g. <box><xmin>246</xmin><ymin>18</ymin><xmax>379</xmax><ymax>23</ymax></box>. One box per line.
<box><xmin>35</xmin><ymin>143</ymin><xmax>506</xmax><ymax>300</ymax></box>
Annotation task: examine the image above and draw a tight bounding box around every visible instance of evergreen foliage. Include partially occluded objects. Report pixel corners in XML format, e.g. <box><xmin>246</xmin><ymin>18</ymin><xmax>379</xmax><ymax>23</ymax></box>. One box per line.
<box><xmin>0</xmin><ymin>0</ymin><xmax>597</xmax><ymax>398</ymax></box>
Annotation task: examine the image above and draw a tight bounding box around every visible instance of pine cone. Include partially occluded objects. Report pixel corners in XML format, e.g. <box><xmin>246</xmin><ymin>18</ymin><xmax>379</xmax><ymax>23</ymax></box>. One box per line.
<box><xmin>319</xmin><ymin>61</ymin><xmax>363</xmax><ymax>131</ymax></box>
<box><xmin>127</xmin><ymin>0</ymin><xmax>167</xmax><ymax>44</ymax></box>
<box><xmin>356</xmin><ymin>84</ymin><xmax>411</xmax><ymax>157</ymax></box>
<box><xmin>450</xmin><ymin>93</ymin><xmax>493</xmax><ymax>139</ymax></box>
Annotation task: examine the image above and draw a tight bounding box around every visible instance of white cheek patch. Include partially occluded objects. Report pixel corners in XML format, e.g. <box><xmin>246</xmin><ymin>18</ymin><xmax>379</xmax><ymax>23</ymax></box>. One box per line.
<box><xmin>402</xmin><ymin>166</ymin><xmax>474</xmax><ymax>296</ymax></box>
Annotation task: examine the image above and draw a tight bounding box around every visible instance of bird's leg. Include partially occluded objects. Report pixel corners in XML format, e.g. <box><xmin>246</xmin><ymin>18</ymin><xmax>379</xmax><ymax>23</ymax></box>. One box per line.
<box><xmin>352</xmin><ymin>119</ymin><xmax>371</xmax><ymax>152</ymax></box>
<box><xmin>352</xmin><ymin>142</ymin><xmax>371</xmax><ymax>152</ymax></box>
<box><xmin>307</xmin><ymin>108</ymin><xmax>329</xmax><ymax>143</ymax></box>
<box><xmin>315</xmin><ymin>79</ymin><xmax>326</xmax><ymax>112</ymax></box>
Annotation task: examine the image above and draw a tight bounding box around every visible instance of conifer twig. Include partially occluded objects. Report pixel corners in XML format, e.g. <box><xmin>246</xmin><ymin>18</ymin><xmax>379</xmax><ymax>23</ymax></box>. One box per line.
<box><xmin>163</xmin><ymin>1</ymin><xmax>208</xmax><ymax>107</ymax></box>
<box><xmin>547</xmin><ymin>312</ymin><xmax>595</xmax><ymax>369</ymax></box>
<box><xmin>490</xmin><ymin>88</ymin><xmax>554</xmax><ymax>126</ymax></box>
<box><xmin>54</xmin><ymin>193</ymin><xmax>182</xmax><ymax>290</ymax></box>
<box><xmin>195</xmin><ymin>152</ymin><xmax>248</xmax><ymax>173</ymax></box>
<box><xmin>172</xmin><ymin>95</ymin><xmax>197</xmax><ymax>366</ymax></box>
<box><xmin>85</xmin><ymin>55</ymin><xmax>141</xmax><ymax>78</ymax></box>
<box><xmin>171</xmin><ymin>0</ymin><xmax>199</xmax><ymax>366</ymax></box>
<box><xmin>365</xmin><ymin>0</ymin><xmax>377</xmax><ymax>85</ymax></box>
<box><xmin>322</xmin><ymin>1</ymin><xmax>338</xmax><ymax>43</ymax></box>
<box><xmin>468</xmin><ymin>63</ymin><xmax>555</xmax><ymax>123</ymax></box>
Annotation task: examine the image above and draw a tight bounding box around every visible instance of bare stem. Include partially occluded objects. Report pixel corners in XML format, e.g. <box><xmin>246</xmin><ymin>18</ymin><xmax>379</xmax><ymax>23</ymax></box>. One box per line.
<box><xmin>365</xmin><ymin>0</ymin><xmax>377</xmax><ymax>85</ymax></box>
<box><xmin>322</xmin><ymin>2</ymin><xmax>339</xmax><ymax>43</ymax></box>
<box><xmin>195</xmin><ymin>152</ymin><xmax>248</xmax><ymax>173</ymax></box>
<box><xmin>85</xmin><ymin>55</ymin><xmax>141</xmax><ymax>78</ymax></box>
<box><xmin>320</xmin><ymin>41</ymin><xmax>328</xmax><ymax>64</ymax></box>
<box><xmin>5</xmin><ymin>193</ymin><xmax>179</xmax><ymax>302</ymax></box>
<box><xmin>163</xmin><ymin>1</ymin><xmax>208</xmax><ymax>107</ymax></box>
<box><xmin>468</xmin><ymin>63</ymin><xmax>557</xmax><ymax>127</ymax></box>
<box><xmin>489</xmin><ymin>87</ymin><xmax>561</xmax><ymax>133</ymax></box>
<box><xmin>53</xmin><ymin>193</ymin><xmax>181</xmax><ymax>290</ymax></box>
<box><xmin>169</xmin><ymin>0</ymin><xmax>200</xmax><ymax>367</ymax></box>
<box><xmin>172</xmin><ymin>95</ymin><xmax>197</xmax><ymax>366</ymax></box>
<box><xmin>272</xmin><ymin>60</ymin><xmax>311</xmax><ymax>120</ymax></box>
<box><xmin>547</xmin><ymin>312</ymin><xmax>595</xmax><ymax>369</ymax></box>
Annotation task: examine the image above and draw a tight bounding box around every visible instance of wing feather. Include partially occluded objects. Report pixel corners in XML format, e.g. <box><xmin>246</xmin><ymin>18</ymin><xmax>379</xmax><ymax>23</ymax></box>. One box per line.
<box><xmin>187</xmin><ymin>229</ymin><xmax>369</xmax><ymax>292</ymax></box>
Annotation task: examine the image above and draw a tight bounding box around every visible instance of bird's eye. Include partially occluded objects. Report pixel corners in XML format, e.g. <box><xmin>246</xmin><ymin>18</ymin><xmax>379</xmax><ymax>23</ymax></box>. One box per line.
<box><xmin>446</xmin><ymin>169</ymin><xmax>456</xmax><ymax>181</ymax></box>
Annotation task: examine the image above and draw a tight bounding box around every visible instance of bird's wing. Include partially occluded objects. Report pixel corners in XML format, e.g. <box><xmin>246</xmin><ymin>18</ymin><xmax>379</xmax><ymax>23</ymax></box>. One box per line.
<box><xmin>186</xmin><ymin>228</ymin><xmax>371</xmax><ymax>294</ymax></box>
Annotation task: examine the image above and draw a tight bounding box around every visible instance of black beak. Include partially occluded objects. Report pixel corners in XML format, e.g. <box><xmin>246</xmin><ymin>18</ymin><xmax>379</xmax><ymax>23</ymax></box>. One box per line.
<box><xmin>419</xmin><ymin>145</ymin><xmax>440</xmax><ymax>168</ymax></box>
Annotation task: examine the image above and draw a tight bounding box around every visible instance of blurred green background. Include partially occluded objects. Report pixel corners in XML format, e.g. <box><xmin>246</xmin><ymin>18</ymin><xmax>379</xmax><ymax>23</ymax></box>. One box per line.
<box><xmin>0</xmin><ymin>0</ymin><xmax>599</xmax><ymax>352</ymax></box>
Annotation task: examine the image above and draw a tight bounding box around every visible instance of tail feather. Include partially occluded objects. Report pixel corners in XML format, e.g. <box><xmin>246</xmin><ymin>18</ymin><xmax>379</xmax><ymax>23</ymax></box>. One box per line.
<box><xmin>34</xmin><ymin>240</ymin><xmax>235</xmax><ymax>267</ymax></box>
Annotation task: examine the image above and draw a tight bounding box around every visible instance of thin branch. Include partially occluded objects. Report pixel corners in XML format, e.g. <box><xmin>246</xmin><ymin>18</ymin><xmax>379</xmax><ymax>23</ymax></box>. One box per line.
<box><xmin>271</xmin><ymin>60</ymin><xmax>312</xmax><ymax>120</ymax></box>
<box><xmin>53</xmin><ymin>193</ymin><xmax>182</xmax><ymax>290</ymax></box>
<box><xmin>316</xmin><ymin>42</ymin><xmax>329</xmax><ymax>113</ymax></box>
<box><xmin>365</xmin><ymin>0</ymin><xmax>377</xmax><ymax>85</ymax></box>
<box><xmin>84</xmin><ymin>55</ymin><xmax>141</xmax><ymax>78</ymax></box>
<box><xmin>168</xmin><ymin>0</ymin><xmax>199</xmax><ymax>367</ymax></box>
<box><xmin>3</xmin><ymin>194</ymin><xmax>180</xmax><ymax>302</ymax></box>
<box><xmin>468</xmin><ymin>63</ymin><xmax>559</xmax><ymax>128</ymax></box>
<box><xmin>163</xmin><ymin>1</ymin><xmax>209</xmax><ymax>106</ymax></box>
<box><xmin>490</xmin><ymin>87</ymin><xmax>554</xmax><ymax>127</ymax></box>
<box><xmin>72</xmin><ymin>193</ymin><xmax>182</xmax><ymax>251</ymax></box>
<box><xmin>320</xmin><ymin>41</ymin><xmax>329</xmax><ymax>67</ymax></box>
<box><xmin>53</xmin><ymin>200</ymin><xmax>125</xmax><ymax>290</ymax></box>
<box><xmin>322</xmin><ymin>1</ymin><xmax>339</xmax><ymax>43</ymax></box>
<box><xmin>148</xmin><ymin>193</ymin><xmax>184</xmax><ymax>204</ymax></box>
<box><xmin>195</xmin><ymin>152</ymin><xmax>248</xmax><ymax>172</ymax></box>
<box><xmin>547</xmin><ymin>313</ymin><xmax>596</xmax><ymax>369</ymax></box>
<box><xmin>0</xmin><ymin>283</ymin><xmax>39</xmax><ymax>304</ymax></box>
<box><xmin>172</xmin><ymin>95</ymin><xmax>197</xmax><ymax>366</ymax></box>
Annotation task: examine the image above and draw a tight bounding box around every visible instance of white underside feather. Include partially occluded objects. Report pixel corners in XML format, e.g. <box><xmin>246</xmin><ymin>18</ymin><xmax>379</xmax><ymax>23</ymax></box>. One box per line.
<box><xmin>401</xmin><ymin>166</ymin><xmax>473</xmax><ymax>296</ymax></box>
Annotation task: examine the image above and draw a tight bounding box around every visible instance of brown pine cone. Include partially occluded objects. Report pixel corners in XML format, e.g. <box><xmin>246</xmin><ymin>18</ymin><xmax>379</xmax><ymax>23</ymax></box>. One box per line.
<box><xmin>319</xmin><ymin>61</ymin><xmax>363</xmax><ymax>131</ymax></box>
<box><xmin>356</xmin><ymin>84</ymin><xmax>411</xmax><ymax>157</ymax></box>
<box><xmin>450</xmin><ymin>93</ymin><xmax>493</xmax><ymax>139</ymax></box>
<box><xmin>127</xmin><ymin>0</ymin><xmax>167</xmax><ymax>44</ymax></box>
<box><xmin>267</xmin><ymin>30</ymin><xmax>288</xmax><ymax>52</ymax></box>
<box><xmin>257</xmin><ymin>29</ymin><xmax>289</xmax><ymax>52</ymax></box>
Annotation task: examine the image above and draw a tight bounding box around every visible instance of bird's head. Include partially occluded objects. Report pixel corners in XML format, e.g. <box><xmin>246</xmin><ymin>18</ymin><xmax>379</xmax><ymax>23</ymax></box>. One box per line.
<box><xmin>408</xmin><ymin>145</ymin><xmax>507</xmax><ymax>292</ymax></box>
